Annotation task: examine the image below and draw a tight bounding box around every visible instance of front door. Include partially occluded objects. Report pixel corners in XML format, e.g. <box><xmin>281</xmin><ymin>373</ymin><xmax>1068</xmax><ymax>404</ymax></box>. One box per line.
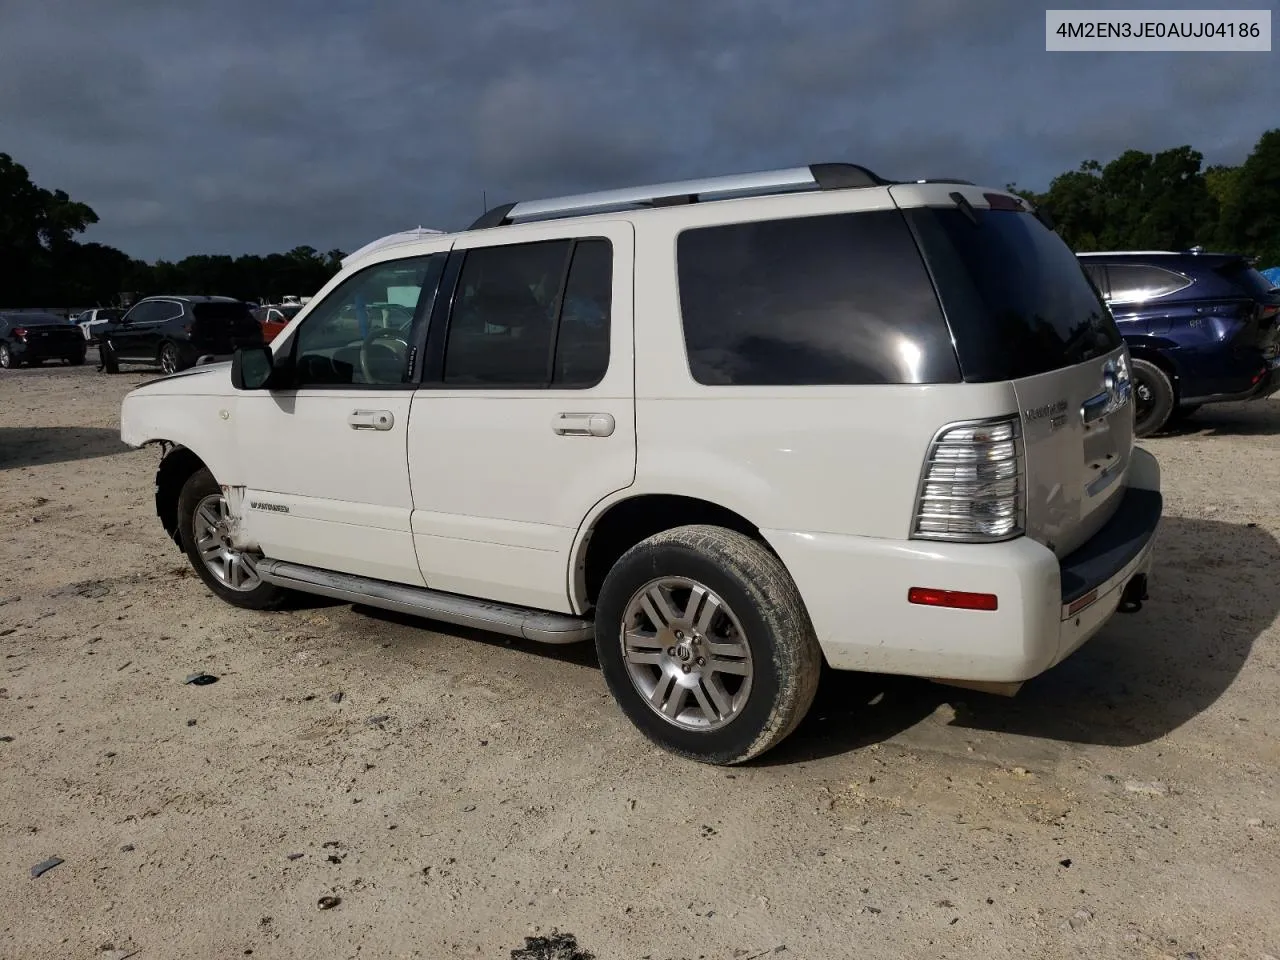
<box><xmin>237</xmin><ymin>249</ymin><xmax>451</xmax><ymax>584</ymax></box>
<box><xmin>112</xmin><ymin>300</ymin><xmax>180</xmax><ymax>361</ymax></box>
<box><xmin>407</xmin><ymin>222</ymin><xmax>636</xmax><ymax>612</ymax></box>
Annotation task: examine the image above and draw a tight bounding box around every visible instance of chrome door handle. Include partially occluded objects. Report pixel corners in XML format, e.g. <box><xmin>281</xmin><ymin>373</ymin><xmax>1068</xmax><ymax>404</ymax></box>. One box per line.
<box><xmin>349</xmin><ymin>409</ymin><xmax>394</xmax><ymax>431</ymax></box>
<box><xmin>552</xmin><ymin>412</ymin><xmax>615</xmax><ymax>437</ymax></box>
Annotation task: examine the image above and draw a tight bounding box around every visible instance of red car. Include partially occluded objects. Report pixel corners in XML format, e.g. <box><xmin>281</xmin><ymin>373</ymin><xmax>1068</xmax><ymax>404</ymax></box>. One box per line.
<box><xmin>253</xmin><ymin>304</ymin><xmax>302</xmax><ymax>344</ymax></box>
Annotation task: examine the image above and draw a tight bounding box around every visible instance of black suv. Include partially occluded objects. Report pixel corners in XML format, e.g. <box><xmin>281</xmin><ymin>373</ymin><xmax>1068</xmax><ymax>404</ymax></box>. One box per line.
<box><xmin>100</xmin><ymin>296</ymin><xmax>264</xmax><ymax>375</ymax></box>
<box><xmin>0</xmin><ymin>312</ymin><xmax>87</xmax><ymax>368</ymax></box>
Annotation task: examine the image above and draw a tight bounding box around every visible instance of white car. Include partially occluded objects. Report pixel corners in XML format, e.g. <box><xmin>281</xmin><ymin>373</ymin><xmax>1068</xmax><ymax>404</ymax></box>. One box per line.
<box><xmin>119</xmin><ymin>162</ymin><xmax>1162</xmax><ymax>764</ymax></box>
<box><xmin>73</xmin><ymin>307</ymin><xmax>125</xmax><ymax>342</ymax></box>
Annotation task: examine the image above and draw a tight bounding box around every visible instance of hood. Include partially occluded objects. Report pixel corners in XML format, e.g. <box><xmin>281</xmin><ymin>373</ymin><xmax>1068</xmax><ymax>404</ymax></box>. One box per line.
<box><xmin>130</xmin><ymin>360</ymin><xmax>232</xmax><ymax>393</ymax></box>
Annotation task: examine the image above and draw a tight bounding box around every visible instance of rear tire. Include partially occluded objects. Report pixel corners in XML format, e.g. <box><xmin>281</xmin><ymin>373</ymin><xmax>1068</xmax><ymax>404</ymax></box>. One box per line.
<box><xmin>1131</xmin><ymin>358</ymin><xmax>1175</xmax><ymax>438</ymax></box>
<box><xmin>0</xmin><ymin>343</ymin><xmax>14</xmax><ymax>369</ymax></box>
<box><xmin>594</xmin><ymin>524</ymin><xmax>823</xmax><ymax>765</ymax></box>
<box><xmin>178</xmin><ymin>467</ymin><xmax>285</xmax><ymax>610</ymax></box>
<box><xmin>159</xmin><ymin>342</ymin><xmax>181</xmax><ymax>374</ymax></box>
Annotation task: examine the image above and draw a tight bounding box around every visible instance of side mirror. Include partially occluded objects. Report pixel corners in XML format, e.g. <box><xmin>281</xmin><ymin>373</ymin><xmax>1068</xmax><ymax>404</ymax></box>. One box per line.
<box><xmin>231</xmin><ymin>346</ymin><xmax>275</xmax><ymax>390</ymax></box>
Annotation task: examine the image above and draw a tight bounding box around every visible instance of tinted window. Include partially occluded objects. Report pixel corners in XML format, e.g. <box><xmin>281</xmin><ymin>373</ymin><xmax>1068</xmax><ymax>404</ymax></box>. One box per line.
<box><xmin>98</xmin><ymin>308</ymin><xmax>123</xmax><ymax>322</ymax></box>
<box><xmin>553</xmin><ymin>239</ymin><xmax>612</xmax><ymax>387</ymax></box>
<box><xmin>676</xmin><ymin>210</ymin><xmax>958</xmax><ymax>386</ymax></box>
<box><xmin>193</xmin><ymin>302</ymin><xmax>254</xmax><ymax>323</ymax></box>
<box><xmin>909</xmin><ymin>208</ymin><xmax>1122</xmax><ymax>381</ymax></box>
<box><xmin>444</xmin><ymin>240</ymin><xmax>572</xmax><ymax>386</ymax></box>
<box><xmin>292</xmin><ymin>254</ymin><xmax>445</xmax><ymax>386</ymax></box>
<box><xmin>1080</xmin><ymin>263</ymin><xmax>1108</xmax><ymax>298</ymax></box>
<box><xmin>1106</xmin><ymin>264</ymin><xmax>1190</xmax><ymax>304</ymax></box>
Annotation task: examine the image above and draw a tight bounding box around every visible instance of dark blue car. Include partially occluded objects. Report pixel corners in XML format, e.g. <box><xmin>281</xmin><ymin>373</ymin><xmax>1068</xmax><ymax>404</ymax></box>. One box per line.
<box><xmin>1078</xmin><ymin>250</ymin><xmax>1280</xmax><ymax>436</ymax></box>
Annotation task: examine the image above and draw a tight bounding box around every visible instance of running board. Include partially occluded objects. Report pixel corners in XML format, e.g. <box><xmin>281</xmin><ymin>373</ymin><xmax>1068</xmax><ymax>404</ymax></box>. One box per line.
<box><xmin>256</xmin><ymin>559</ymin><xmax>593</xmax><ymax>644</ymax></box>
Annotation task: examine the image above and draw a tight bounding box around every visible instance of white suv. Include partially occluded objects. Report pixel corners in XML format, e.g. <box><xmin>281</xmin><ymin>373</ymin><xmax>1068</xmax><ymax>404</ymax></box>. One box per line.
<box><xmin>120</xmin><ymin>163</ymin><xmax>1162</xmax><ymax>764</ymax></box>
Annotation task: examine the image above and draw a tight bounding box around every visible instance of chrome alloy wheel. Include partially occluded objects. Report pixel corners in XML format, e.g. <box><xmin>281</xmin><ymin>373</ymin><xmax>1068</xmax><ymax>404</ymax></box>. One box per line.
<box><xmin>620</xmin><ymin>577</ymin><xmax>753</xmax><ymax>731</ymax></box>
<box><xmin>193</xmin><ymin>493</ymin><xmax>262</xmax><ymax>591</ymax></box>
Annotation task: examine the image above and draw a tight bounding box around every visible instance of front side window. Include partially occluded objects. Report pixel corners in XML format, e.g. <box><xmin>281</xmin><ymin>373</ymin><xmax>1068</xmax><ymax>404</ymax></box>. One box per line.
<box><xmin>442</xmin><ymin>238</ymin><xmax>613</xmax><ymax>387</ymax></box>
<box><xmin>292</xmin><ymin>254</ymin><xmax>445</xmax><ymax>386</ymax></box>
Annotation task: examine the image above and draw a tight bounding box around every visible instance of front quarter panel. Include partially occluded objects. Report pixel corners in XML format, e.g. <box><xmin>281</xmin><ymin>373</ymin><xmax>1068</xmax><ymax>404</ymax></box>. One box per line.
<box><xmin>119</xmin><ymin>368</ymin><xmax>243</xmax><ymax>486</ymax></box>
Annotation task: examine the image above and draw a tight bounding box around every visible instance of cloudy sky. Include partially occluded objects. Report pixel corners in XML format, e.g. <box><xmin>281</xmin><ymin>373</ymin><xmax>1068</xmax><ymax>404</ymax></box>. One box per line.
<box><xmin>1</xmin><ymin>0</ymin><xmax>1274</xmax><ymax>261</ymax></box>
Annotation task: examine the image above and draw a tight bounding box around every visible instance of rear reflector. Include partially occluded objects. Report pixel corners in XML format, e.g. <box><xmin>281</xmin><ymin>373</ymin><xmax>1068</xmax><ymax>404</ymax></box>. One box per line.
<box><xmin>1066</xmin><ymin>589</ymin><xmax>1098</xmax><ymax>617</ymax></box>
<box><xmin>908</xmin><ymin>587</ymin><xmax>998</xmax><ymax>611</ymax></box>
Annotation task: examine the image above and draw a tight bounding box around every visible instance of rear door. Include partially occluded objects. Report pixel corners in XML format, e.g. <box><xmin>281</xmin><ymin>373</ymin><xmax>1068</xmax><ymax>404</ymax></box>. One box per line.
<box><xmin>899</xmin><ymin>188</ymin><xmax>1131</xmax><ymax>556</ymax></box>
<box><xmin>407</xmin><ymin>222</ymin><xmax>636</xmax><ymax>613</ymax></box>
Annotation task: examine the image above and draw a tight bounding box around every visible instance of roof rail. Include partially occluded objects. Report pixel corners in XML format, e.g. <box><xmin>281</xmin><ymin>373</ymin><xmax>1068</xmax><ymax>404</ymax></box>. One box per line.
<box><xmin>467</xmin><ymin>162</ymin><xmax>892</xmax><ymax>230</ymax></box>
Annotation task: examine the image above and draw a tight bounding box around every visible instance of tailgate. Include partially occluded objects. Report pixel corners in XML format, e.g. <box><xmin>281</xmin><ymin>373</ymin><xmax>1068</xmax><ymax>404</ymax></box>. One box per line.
<box><xmin>1013</xmin><ymin>347</ymin><xmax>1134</xmax><ymax>556</ymax></box>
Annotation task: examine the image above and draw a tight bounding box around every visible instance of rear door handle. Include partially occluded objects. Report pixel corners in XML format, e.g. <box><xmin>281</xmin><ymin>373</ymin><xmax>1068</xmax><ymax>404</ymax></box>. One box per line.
<box><xmin>552</xmin><ymin>412</ymin><xmax>615</xmax><ymax>437</ymax></box>
<box><xmin>349</xmin><ymin>409</ymin><xmax>394</xmax><ymax>431</ymax></box>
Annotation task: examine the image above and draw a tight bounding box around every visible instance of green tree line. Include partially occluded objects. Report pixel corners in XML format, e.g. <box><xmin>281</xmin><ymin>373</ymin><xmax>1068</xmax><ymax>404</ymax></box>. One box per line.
<box><xmin>3</xmin><ymin>129</ymin><xmax>1279</xmax><ymax>309</ymax></box>
<box><xmin>1</xmin><ymin>152</ymin><xmax>345</xmax><ymax>308</ymax></box>
<box><xmin>1009</xmin><ymin>128</ymin><xmax>1280</xmax><ymax>266</ymax></box>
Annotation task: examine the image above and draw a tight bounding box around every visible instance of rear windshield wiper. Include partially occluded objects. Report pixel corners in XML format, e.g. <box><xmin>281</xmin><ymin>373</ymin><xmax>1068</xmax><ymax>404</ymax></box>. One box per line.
<box><xmin>949</xmin><ymin>191</ymin><xmax>980</xmax><ymax>225</ymax></box>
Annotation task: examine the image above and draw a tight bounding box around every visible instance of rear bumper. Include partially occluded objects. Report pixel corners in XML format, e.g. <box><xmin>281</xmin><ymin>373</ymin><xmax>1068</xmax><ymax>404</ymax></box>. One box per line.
<box><xmin>765</xmin><ymin>447</ymin><xmax>1163</xmax><ymax>684</ymax></box>
<box><xmin>11</xmin><ymin>339</ymin><xmax>87</xmax><ymax>361</ymax></box>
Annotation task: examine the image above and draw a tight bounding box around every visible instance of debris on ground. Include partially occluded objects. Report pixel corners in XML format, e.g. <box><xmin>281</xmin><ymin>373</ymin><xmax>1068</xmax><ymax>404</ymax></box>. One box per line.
<box><xmin>30</xmin><ymin>856</ymin><xmax>64</xmax><ymax>878</ymax></box>
<box><xmin>184</xmin><ymin>672</ymin><xmax>219</xmax><ymax>686</ymax></box>
<box><xmin>509</xmin><ymin>931</ymin><xmax>594</xmax><ymax>960</ymax></box>
<box><xmin>316</xmin><ymin>895</ymin><xmax>341</xmax><ymax>910</ymax></box>
<box><xmin>286</xmin><ymin>853</ymin><xmax>304</xmax><ymax>860</ymax></box>
<box><xmin>329</xmin><ymin>691</ymin><xmax>344</xmax><ymax>703</ymax></box>
<box><xmin>1124</xmin><ymin>780</ymin><xmax>1170</xmax><ymax>797</ymax></box>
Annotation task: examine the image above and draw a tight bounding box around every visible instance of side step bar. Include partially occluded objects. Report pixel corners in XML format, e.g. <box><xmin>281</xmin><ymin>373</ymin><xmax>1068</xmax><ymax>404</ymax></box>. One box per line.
<box><xmin>257</xmin><ymin>559</ymin><xmax>594</xmax><ymax>645</ymax></box>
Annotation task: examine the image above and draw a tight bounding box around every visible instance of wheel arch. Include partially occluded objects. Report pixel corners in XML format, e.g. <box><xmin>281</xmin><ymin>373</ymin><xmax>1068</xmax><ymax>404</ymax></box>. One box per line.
<box><xmin>155</xmin><ymin>444</ymin><xmax>209</xmax><ymax>547</ymax></box>
<box><xmin>571</xmin><ymin>492</ymin><xmax>774</xmax><ymax>613</ymax></box>
<box><xmin>1125</xmin><ymin>341</ymin><xmax>1181</xmax><ymax>400</ymax></box>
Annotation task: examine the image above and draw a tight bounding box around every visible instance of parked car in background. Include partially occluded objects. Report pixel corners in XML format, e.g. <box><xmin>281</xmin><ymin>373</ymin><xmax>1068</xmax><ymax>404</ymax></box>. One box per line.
<box><xmin>0</xmin><ymin>312</ymin><xmax>87</xmax><ymax>368</ymax></box>
<box><xmin>1078</xmin><ymin>250</ymin><xmax>1280</xmax><ymax>436</ymax></box>
<box><xmin>252</xmin><ymin>303</ymin><xmax>303</xmax><ymax>344</ymax></box>
<box><xmin>72</xmin><ymin>307</ymin><xmax>125</xmax><ymax>342</ymax></box>
<box><xmin>120</xmin><ymin>162</ymin><xmax>1161</xmax><ymax>765</ymax></box>
<box><xmin>99</xmin><ymin>295</ymin><xmax>264</xmax><ymax>375</ymax></box>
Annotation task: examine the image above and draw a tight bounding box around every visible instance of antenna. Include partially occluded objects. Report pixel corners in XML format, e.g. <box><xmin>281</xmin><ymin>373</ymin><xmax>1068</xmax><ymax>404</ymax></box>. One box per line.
<box><xmin>482</xmin><ymin>190</ymin><xmax>488</xmax><ymax>214</ymax></box>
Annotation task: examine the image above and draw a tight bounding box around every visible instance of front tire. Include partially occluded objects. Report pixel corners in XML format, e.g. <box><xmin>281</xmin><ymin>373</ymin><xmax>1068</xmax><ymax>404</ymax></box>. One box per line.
<box><xmin>177</xmin><ymin>467</ymin><xmax>285</xmax><ymax>610</ymax></box>
<box><xmin>1131</xmin><ymin>358</ymin><xmax>1176</xmax><ymax>438</ymax></box>
<box><xmin>99</xmin><ymin>340</ymin><xmax>120</xmax><ymax>373</ymax></box>
<box><xmin>594</xmin><ymin>524</ymin><xmax>823</xmax><ymax>765</ymax></box>
<box><xmin>0</xmin><ymin>343</ymin><xmax>18</xmax><ymax>368</ymax></box>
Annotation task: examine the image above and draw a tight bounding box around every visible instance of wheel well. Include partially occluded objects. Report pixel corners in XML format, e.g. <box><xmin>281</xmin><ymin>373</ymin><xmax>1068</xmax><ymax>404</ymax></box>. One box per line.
<box><xmin>155</xmin><ymin>445</ymin><xmax>206</xmax><ymax>547</ymax></box>
<box><xmin>580</xmin><ymin>495</ymin><xmax>763</xmax><ymax>607</ymax></box>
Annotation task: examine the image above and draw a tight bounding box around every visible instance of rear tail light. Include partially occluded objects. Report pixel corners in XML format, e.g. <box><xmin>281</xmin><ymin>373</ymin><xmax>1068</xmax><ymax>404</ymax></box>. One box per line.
<box><xmin>911</xmin><ymin>416</ymin><xmax>1025</xmax><ymax>542</ymax></box>
<box><xmin>12</xmin><ymin>327</ymin><xmax>27</xmax><ymax>339</ymax></box>
<box><xmin>1260</xmin><ymin>303</ymin><xmax>1279</xmax><ymax>322</ymax></box>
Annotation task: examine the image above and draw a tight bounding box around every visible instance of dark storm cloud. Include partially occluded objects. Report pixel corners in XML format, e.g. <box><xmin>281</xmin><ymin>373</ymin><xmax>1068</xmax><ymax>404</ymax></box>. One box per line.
<box><xmin>1</xmin><ymin>0</ymin><xmax>1275</xmax><ymax>261</ymax></box>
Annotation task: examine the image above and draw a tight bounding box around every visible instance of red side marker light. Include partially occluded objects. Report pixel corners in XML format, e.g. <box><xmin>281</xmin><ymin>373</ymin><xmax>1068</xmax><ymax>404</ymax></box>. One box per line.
<box><xmin>908</xmin><ymin>587</ymin><xmax>998</xmax><ymax>611</ymax></box>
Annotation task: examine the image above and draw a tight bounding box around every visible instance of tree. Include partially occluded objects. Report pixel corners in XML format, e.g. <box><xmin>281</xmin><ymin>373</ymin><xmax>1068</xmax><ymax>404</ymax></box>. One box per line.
<box><xmin>1218</xmin><ymin>129</ymin><xmax>1280</xmax><ymax>266</ymax></box>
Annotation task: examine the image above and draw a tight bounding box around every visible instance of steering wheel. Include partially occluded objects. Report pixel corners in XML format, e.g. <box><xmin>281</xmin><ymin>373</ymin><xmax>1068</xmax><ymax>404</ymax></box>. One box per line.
<box><xmin>359</xmin><ymin>313</ymin><xmax>413</xmax><ymax>383</ymax></box>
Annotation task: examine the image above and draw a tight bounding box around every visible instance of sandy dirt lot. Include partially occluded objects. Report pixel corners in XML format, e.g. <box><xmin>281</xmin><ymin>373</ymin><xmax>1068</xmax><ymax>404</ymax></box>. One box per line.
<box><xmin>1</xmin><ymin>361</ymin><xmax>1278</xmax><ymax>960</ymax></box>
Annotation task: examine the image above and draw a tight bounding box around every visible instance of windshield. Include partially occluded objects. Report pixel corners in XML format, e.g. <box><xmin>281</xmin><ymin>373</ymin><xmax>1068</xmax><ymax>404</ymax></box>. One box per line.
<box><xmin>909</xmin><ymin>207</ymin><xmax>1123</xmax><ymax>381</ymax></box>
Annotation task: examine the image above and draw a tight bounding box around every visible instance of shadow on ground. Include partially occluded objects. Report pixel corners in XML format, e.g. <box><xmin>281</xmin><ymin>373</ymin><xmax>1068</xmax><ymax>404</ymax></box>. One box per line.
<box><xmin>763</xmin><ymin>514</ymin><xmax>1280</xmax><ymax>764</ymax></box>
<box><xmin>1159</xmin><ymin>400</ymin><xmax>1280</xmax><ymax>438</ymax></box>
<box><xmin>0</xmin><ymin>426</ymin><xmax>131</xmax><ymax>470</ymax></box>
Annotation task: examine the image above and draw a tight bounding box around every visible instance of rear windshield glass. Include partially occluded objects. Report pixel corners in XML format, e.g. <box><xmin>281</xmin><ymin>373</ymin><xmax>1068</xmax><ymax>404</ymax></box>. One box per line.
<box><xmin>1217</xmin><ymin>261</ymin><xmax>1278</xmax><ymax>298</ymax></box>
<box><xmin>909</xmin><ymin>207</ymin><xmax>1123</xmax><ymax>381</ymax></box>
<box><xmin>13</xmin><ymin>314</ymin><xmax>70</xmax><ymax>326</ymax></box>
<box><xmin>193</xmin><ymin>302</ymin><xmax>254</xmax><ymax>323</ymax></box>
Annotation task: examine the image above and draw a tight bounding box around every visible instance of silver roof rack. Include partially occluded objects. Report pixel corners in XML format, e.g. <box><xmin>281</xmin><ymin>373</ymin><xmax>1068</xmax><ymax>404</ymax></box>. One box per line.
<box><xmin>468</xmin><ymin>162</ymin><xmax>895</xmax><ymax>230</ymax></box>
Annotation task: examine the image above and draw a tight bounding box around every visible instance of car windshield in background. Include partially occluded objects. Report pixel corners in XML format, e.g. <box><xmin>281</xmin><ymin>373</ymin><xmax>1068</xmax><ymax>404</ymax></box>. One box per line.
<box><xmin>7</xmin><ymin>313</ymin><xmax>69</xmax><ymax>326</ymax></box>
<box><xmin>913</xmin><ymin>207</ymin><xmax>1123</xmax><ymax>382</ymax></box>
<box><xmin>1218</xmin><ymin>261</ymin><xmax>1279</xmax><ymax>298</ymax></box>
<box><xmin>193</xmin><ymin>302</ymin><xmax>253</xmax><ymax>323</ymax></box>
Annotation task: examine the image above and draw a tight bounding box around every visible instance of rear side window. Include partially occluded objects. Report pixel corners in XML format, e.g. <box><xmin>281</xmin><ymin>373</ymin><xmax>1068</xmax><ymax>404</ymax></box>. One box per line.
<box><xmin>442</xmin><ymin>238</ymin><xmax>613</xmax><ymax>388</ymax></box>
<box><xmin>676</xmin><ymin>210</ymin><xmax>959</xmax><ymax>385</ymax></box>
<box><xmin>908</xmin><ymin>208</ymin><xmax>1123</xmax><ymax>382</ymax></box>
<box><xmin>1106</xmin><ymin>264</ymin><xmax>1191</xmax><ymax>304</ymax></box>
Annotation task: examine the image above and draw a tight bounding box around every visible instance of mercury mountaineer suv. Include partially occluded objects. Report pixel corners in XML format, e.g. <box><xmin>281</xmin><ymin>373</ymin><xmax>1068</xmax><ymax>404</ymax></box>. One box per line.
<box><xmin>119</xmin><ymin>162</ymin><xmax>1162</xmax><ymax>765</ymax></box>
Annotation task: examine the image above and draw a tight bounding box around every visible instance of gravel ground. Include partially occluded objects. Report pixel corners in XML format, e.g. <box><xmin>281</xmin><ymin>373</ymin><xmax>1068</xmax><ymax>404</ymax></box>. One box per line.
<box><xmin>2</xmin><ymin>361</ymin><xmax>1278</xmax><ymax>960</ymax></box>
